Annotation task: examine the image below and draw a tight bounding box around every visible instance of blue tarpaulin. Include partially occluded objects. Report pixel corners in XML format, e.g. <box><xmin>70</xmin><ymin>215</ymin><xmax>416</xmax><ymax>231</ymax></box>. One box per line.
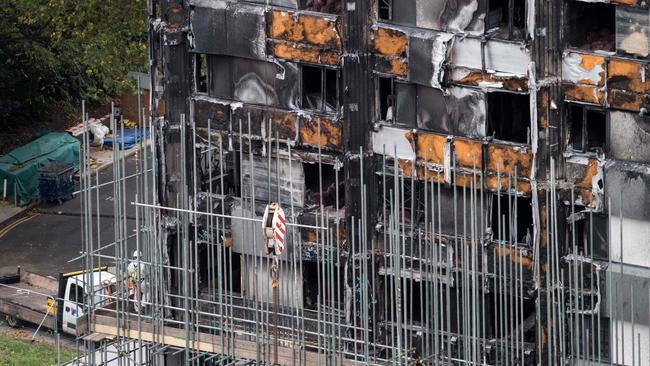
<box><xmin>104</xmin><ymin>128</ymin><xmax>149</xmax><ymax>150</ymax></box>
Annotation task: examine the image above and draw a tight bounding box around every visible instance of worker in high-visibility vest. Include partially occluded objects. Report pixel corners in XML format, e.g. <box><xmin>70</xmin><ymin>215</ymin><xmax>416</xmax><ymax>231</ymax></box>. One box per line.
<box><xmin>127</xmin><ymin>250</ymin><xmax>148</xmax><ymax>313</ymax></box>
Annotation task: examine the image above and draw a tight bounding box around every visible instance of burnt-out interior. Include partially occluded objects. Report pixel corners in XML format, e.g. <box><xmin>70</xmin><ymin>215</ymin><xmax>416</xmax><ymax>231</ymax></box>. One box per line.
<box><xmin>303</xmin><ymin>260</ymin><xmax>346</xmax><ymax>310</ymax></box>
<box><xmin>378</xmin><ymin>0</ymin><xmax>392</xmax><ymax>21</ymax></box>
<box><xmin>198</xmin><ymin>247</ymin><xmax>241</xmax><ymax>294</ymax></box>
<box><xmin>565</xmin><ymin>316</ymin><xmax>611</xmax><ymax>361</ymax></box>
<box><xmin>566</xmin><ymin>213</ymin><xmax>609</xmax><ymax>259</ymax></box>
<box><xmin>304</xmin><ymin>163</ymin><xmax>343</xmax><ymax>208</ymax></box>
<box><xmin>301</xmin><ymin>65</ymin><xmax>339</xmax><ymax>113</ymax></box>
<box><xmin>302</xmin><ymin>261</ymin><xmax>320</xmax><ymax>309</ymax></box>
<box><xmin>378</xmin><ymin>174</ymin><xmax>420</xmax><ymax>224</ymax></box>
<box><xmin>486</xmin><ymin>0</ymin><xmax>526</xmax><ymax>39</ymax></box>
<box><xmin>377</xmin><ymin>76</ymin><xmax>394</xmax><ymax>122</ymax></box>
<box><xmin>199</xmin><ymin>148</ymin><xmax>237</xmax><ymax>194</ymax></box>
<box><xmin>565</xmin><ymin>0</ymin><xmax>615</xmax><ymax>51</ymax></box>
<box><xmin>568</xmin><ymin>104</ymin><xmax>606</xmax><ymax>152</ymax></box>
<box><xmin>300</xmin><ymin>0</ymin><xmax>342</xmax><ymax>14</ymax></box>
<box><xmin>486</xmin><ymin>292</ymin><xmax>536</xmax><ymax>340</ymax></box>
<box><xmin>196</xmin><ymin>54</ymin><xmax>208</xmax><ymax>94</ymax></box>
<box><xmin>376</xmin><ymin>176</ymin><xmax>489</xmax><ymax>236</ymax></box>
<box><xmin>383</xmin><ymin>276</ymin><xmax>424</xmax><ymax>324</ymax></box>
<box><xmin>488</xmin><ymin>92</ymin><xmax>530</xmax><ymax>144</ymax></box>
<box><xmin>491</xmin><ymin>194</ymin><xmax>533</xmax><ymax>245</ymax></box>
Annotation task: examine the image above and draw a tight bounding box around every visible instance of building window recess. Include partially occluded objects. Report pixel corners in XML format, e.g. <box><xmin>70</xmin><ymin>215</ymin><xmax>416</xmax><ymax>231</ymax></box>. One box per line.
<box><xmin>491</xmin><ymin>194</ymin><xmax>533</xmax><ymax>246</ymax></box>
<box><xmin>303</xmin><ymin>163</ymin><xmax>344</xmax><ymax>209</ymax></box>
<box><xmin>195</xmin><ymin>53</ymin><xmax>208</xmax><ymax>94</ymax></box>
<box><xmin>301</xmin><ymin>65</ymin><xmax>339</xmax><ymax>114</ymax></box>
<box><xmin>487</xmin><ymin>92</ymin><xmax>530</xmax><ymax>144</ymax></box>
<box><xmin>300</xmin><ymin>0</ymin><xmax>342</xmax><ymax>15</ymax></box>
<box><xmin>566</xmin><ymin>0</ymin><xmax>615</xmax><ymax>52</ymax></box>
<box><xmin>377</xmin><ymin>76</ymin><xmax>395</xmax><ymax>123</ymax></box>
<box><xmin>486</xmin><ymin>0</ymin><xmax>526</xmax><ymax>40</ymax></box>
<box><xmin>378</xmin><ymin>0</ymin><xmax>392</xmax><ymax>21</ymax></box>
<box><xmin>568</xmin><ymin>105</ymin><xmax>606</xmax><ymax>153</ymax></box>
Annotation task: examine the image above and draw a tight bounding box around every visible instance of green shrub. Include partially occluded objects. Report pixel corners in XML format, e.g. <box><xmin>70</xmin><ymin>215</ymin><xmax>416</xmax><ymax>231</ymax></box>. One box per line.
<box><xmin>0</xmin><ymin>0</ymin><xmax>147</xmax><ymax>128</ymax></box>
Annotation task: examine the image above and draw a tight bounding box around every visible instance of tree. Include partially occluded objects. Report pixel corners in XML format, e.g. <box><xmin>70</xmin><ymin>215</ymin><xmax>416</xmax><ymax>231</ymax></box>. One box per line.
<box><xmin>0</xmin><ymin>0</ymin><xmax>147</xmax><ymax>129</ymax></box>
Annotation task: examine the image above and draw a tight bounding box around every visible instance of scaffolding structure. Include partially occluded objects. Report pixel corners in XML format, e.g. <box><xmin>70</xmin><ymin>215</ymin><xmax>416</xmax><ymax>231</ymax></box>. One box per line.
<box><xmin>64</xmin><ymin>0</ymin><xmax>650</xmax><ymax>365</ymax></box>
<box><xmin>67</xmin><ymin>108</ymin><xmax>649</xmax><ymax>365</ymax></box>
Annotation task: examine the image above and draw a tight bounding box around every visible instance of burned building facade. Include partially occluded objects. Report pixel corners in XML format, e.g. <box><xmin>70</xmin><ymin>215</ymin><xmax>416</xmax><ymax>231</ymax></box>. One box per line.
<box><xmin>86</xmin><ymin>0</ymin><xmax>650</xmax><ymax>365</ymax></box>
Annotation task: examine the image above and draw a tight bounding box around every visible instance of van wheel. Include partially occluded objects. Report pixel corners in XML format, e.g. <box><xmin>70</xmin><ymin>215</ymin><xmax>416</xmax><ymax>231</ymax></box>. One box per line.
<box><xmin>5</xmin><ymin>315</ymin><xmax>19</xmax><ymax>328</ymax></box>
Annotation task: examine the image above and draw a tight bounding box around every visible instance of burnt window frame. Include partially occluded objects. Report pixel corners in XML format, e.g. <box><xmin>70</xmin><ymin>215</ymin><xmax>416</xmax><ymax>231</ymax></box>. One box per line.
<box><xmin>564</xmin><ymin>0</ymin><xmax>616</xmax><ymax>52</ymax></box>
<box><xmin>378</xmin><ymin>0</ymin><xmax>393</xmax><ymax>21</ymax></box>
<box><xmin>303</xmin><ymin>162</ymin><xmax>344</xmax><ymax>209</ymax></box>
<box><xmin>566</xmin><ymin>103</ymin><xmax>607</xmax><ymax>153</ymax></box>
<box><xmin>489</xmin><ymin>192</ymin><xmax>534</xmax><ymax>246</ymax></box>
<box><xmin>299</xmin><ymin>0</ymin><xmax>342</xmax><ymax>15</ymax></box>
<box><xmin>486</xmin><ymin>0</ymin><xmax>527</xmax><ymax>40</ymax></box>
<box><xmin>375</xmin><ymin>78</ymin><xmax>448</xmax><ymax>130</ymax></box>
<box><xmin>300</xmin><ymin>64</ymin><xmax>340</xmax><ymax>114</ymax></box>
<box><xmin>375</xmin><ymin>75</ymin><xmax>395</xmax><ymax>123</ymax></box>
<box><xmin>195</xmin><ymin>53</ymin><xmax>209</xmax><ymax>94</ymax></box>
<box><xmin>566</xmin><ymin>213</ymin><xmax>608</xmax><ymax>260</ymax></box>
<box><xmin>487</xmin><ymin>91</ymin><xmax>531</xmax><ymax>144</ymax></box>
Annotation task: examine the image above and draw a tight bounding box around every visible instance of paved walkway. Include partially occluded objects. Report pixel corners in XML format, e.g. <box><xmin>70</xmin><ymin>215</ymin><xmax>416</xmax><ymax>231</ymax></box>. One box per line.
<box><xmin>0</xmin><ymin>201</ymin><xmax>29</xmax><ymax>227</ymax></box>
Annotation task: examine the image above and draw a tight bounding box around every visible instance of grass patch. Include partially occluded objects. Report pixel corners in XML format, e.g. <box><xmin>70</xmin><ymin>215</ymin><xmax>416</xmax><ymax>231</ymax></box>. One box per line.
<box><xmin>0</xmin><ymin>333</ymin><xmax>74</xmax><ymax>366</ymax></box>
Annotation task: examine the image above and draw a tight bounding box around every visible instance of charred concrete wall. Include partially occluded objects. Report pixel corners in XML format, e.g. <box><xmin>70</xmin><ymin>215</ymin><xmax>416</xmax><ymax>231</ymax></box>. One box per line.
<box><xmin>148</xmin><ymin>0</ymin><xmax>650</xmax><ymax>364</ymax></box>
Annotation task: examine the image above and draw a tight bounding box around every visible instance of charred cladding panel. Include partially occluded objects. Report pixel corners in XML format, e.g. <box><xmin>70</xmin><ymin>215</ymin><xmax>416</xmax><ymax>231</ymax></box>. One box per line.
<box><xmin>206</xmin><ymin>56</ymin><xmax>301</xmax><ymax>109</ymax></box>
<box><xmin>379</xmin><ymin>0</ymin><xmax>485</xmax><ymax>35</ymax></box>
<box><xmin>385</xmin><ymin>82</ymin><xmax>486</xmax><ymax>137</ymax></box>
<box><xmin>191</xmin><ymin>3</ymin><xmax>266</xmax><ymax>60</ymax></box>
<box><xmin>609</xmin><ymin>111</ymin><xmax>650</xmax><ymax>163</ymax></box>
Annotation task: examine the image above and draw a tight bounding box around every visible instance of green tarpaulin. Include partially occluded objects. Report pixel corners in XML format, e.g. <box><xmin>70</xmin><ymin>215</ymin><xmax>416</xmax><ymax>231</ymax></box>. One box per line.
<box><xmin>0</xmin><ymin>132</ymin><xmax>79</xmax><ymax>206</ymax></box>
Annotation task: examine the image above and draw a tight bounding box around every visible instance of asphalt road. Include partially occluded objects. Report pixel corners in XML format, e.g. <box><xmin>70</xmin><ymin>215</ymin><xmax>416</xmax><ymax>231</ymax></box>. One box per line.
<box><xmin>0</xmin><ymin>153</ymin><xmax>149</xmax><ymax>277</ymax></box>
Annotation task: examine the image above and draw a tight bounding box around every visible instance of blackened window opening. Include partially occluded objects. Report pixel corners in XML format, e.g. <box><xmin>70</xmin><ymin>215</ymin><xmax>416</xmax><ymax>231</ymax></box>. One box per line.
<box><xmin>199</xmin><ymin>247</ymin><xmax>241</xmax><ymax>294</ymax></box>
<box><xmin>304</xmin><ymin>163</ymin><xmax>343</xmax><ymax>208</ymax></box>
<box><xmin>301</xmin><ymin>0</ymin><xmax>342</xmax><ymax>15</ymax></box>
<box><xmin>566</xmin><ymin>0</ymin><xmax>615</xmax><ymax>52</ymax></box>
<box><xmin>383</xmin><ymin>276</ymin><xmax>424</xmax><ymax>324</ymax></box>
<box><xmin>568</xmin><ymin>104</ymin><xmax>606</xmax><ymax>152</ymax></box>
<box><xmin>569</xmin><ymin>105</ymin><xmax>584</xmax><ymax>151</ymax></box>
<box><xmin>487</xmin><ymin>0</ymin><xmax>526</xmax><ymax>39</ymax></box>
<box><xmin>325</xmin><ymin>68</ymin><xmax>338</xmax><ymax>111</ymax></box>
<box><xmin>302</xmin><ymin>65</ymin><xmax>338</xmax><ymax>113</ymax></box>
<box><xmin>378</xmin><ymin>77</ymin><xmax>394</xmax><ymax>122</ymax></box>
<box><xmin>378</xmin><ymin>0</ymin><xmax>392</xmax><ymax>21</ymax></box>
<box><xmin>491</xmin><ymin>194</ymin><xmax>533</xmax><ymax>245</ymax></box>
<box><xmin>486</xmin><ymin>293</ymin><xmax>536</xmax><ymax>338</ymax></box>
<box><xmin>196</xmin><ymin>54</ymin><xmax>208</xmax><ymax>94</ymax></box>
<box><xmin>303</xmin><ymin>261</ymin><xmax>320</xmax><ymax>310</ymax></box>
<box><xmin>586</xmin><ymin>110</ymin><xmax>606</xmax><ymax>151</ymax></box>
<box><xmin>488</xmin><ymin>92</ymin><xmax>530</xmax><ymax>144</ymax></box>
<box><xmin>566</xmin><ymin>213</ymin><xmax>609</xmax><ymax>259</ymax></box>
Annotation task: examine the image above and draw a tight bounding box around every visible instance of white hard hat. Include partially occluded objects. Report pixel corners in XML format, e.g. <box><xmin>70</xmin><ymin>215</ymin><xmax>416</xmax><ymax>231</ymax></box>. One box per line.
<box><xmin>132</xmin><ymin>250</ymin><xmax>142</xmax><ymax>259</ymax></box>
